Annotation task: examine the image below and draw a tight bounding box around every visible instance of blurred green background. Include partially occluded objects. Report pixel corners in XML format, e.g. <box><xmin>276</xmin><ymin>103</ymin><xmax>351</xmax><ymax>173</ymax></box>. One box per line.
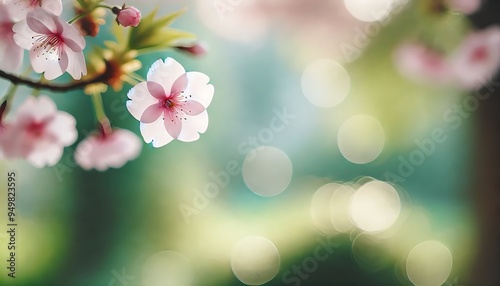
<box><xmin>0</xmin><ymin>0</ymin><xmax>478</xmax><ymax>285</ymax></box>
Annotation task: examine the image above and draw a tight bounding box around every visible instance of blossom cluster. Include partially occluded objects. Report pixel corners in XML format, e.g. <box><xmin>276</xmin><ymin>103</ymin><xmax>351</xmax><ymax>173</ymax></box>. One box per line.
<box><xmin>0</xmin><ymin>0</ymin><xmax>213</xmax><ymax>171</ymax></box>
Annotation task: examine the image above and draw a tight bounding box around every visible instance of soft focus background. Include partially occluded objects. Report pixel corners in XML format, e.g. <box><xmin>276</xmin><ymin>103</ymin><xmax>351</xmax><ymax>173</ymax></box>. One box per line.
<box><xmin>0</xmin><ymin>0</ymin><xmax>481</xmax><ymax>285</ymax></box>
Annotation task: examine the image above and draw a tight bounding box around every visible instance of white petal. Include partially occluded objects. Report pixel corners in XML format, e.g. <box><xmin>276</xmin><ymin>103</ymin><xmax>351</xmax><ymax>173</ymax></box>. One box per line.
<box><xmin>46</xmin><ymin>112</ymin><xmax>77</xmax><ymax>146</ymax></box>
<box><xmin>65</xmin><ymin>48</ymin><xmax>87</xmax><ymax>80</ymax></box>
<box><xmin>27</xmin><ymin>143</ymin><xmax>63</xmax><ymax>168</ymax></box>
<box><xmin>127</xmin><ymin>82</ymin><xmax>158</xmax><ymax>120</ymax></box>
<box><xmin>140</xmin><ymin>118</ymin><xmax>174</xmax><ymax>148</ymax></box>
<box><xmin>16</xmin><ymin>95</ymin><xmax>57</xmax><ymax>121</ymax></box>
<box><xmin>12</xmin><ymin>19</ymin><xmax>37</xmax><ymax>50</ymax></box>
<box><xmin>177</xmin><ymin>111</ymin><xmax>209</xmax><ymax>142</ymax></box>
<box><xmin>184</xmin><ymin>72</ymin><xmax>214</xmax><ymax>107</ymax></box>
<box><xmin>41</xmin><ymin>0</ymin><xmax>62</xmax><ymax>16</ymax></box>
<box><xmin>29</xmin><ymin>44</ymin><xmax>65</xmax><ymax>80</ymax></box>
<box><xmin>147</xmin><ymin>58</ymin><xmax>186</xmax><ymax>93</ymax></box>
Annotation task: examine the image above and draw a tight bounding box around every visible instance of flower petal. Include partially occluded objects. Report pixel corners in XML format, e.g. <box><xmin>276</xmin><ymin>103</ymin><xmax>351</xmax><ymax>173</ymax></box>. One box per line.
<box><xmin>180</xmin><ymin>100</ymin><xmax>205</xmax><ymax>116</ymax></box>
<box><xmin>140</xmin><ymin>118</ymin><xmax>174</xmax><ymax>148</ymax></box>
<box><xmin>26</xmin><ymin>14</ymin><xmax>52</xmax><ymax>34</ymax></box>
<box><xmin>170</xmin><ymin>73</ymin><xmax>188</xmax><ymax>96</ymax></box>
<box><xmin>64</xmin><ymin>48</ymin><xmax>87</xmax><ymax>80</ymax></box>
<box><xmin>184</xmin><ymin>72</ymin><xmax>214</xmax><ymax>107</ymax></box>
<box><xmin>164</xmin><ymin>110</ymin><xmax>182</xmax><ymax>139</ymax></box>
<box><xmin>127</xmin><ymin>82</ymin><xmax>159</xmax><ymax>120</ymax></box>
<box><xmin>147</xmin><ymin>58</ymin><xmax>186</xmax><ymax>92</ymax></box>
<box><xmin>177</xmin><ymin>111</ymin><xmax>209</xmax><ymax>142</ymax></box>
<box><xmin>147</xmin><ymin>81</ymin><xmax>166</xmax><ymax>100</ymax></box>
<box><xmin>41</xmin><ymin>0</ymin><xmax>63</xmax><ymax>16</ymax></box>
<box><xmin>140</xmin><ymin>104</ymin><xmax>163</xmax><ymax>123</ymax></box>
<box><xmin>45</xmin><ymin>112</ymin><xmax>77</xmax><ymax>146</ymax></box>
<box><xmin>61</xmin><ymin>23</ymin><xmax>85</xmax><ymax>52</ymax></box>
<box><xmin>26</xmin><ymin>9</ymin><xmax>58</xmax><ymax>33</ymax></box>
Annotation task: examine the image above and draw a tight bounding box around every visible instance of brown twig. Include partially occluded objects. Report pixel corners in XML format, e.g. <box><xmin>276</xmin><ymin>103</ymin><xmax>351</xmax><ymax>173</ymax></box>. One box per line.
<box><xmin>0</xmin><ymin>69</ymin><xmax>108</xmax><ymax>92</ymax></box>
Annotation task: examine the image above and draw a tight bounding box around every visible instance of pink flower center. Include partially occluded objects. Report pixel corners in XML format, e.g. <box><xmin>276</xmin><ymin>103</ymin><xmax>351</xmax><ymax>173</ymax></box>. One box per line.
<box><xmin>0</xmin><ymin>22</ymin><xmax>14</xmax><ymax>37</ymax></box>
<box><xmin>26</xmin><ymin>120</ymin><xmax>46</xmax><ymax>138</ymax></box>
<box><xmin>471</xmin><ymin>46</ymin><xmax>488</xmax><ymax>63</ymax></box>
<box><xmin>32</xmin><ymin>33</ymin><xmax>64</xmax><ymax>61</ymax></box>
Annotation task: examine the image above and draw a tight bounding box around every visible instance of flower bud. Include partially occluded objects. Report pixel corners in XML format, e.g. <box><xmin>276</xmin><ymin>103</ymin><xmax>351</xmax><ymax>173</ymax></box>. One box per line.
<box><xmin>113</xmin><ymin>6</ymin><xmax>141</xmax><ymax>27</ymax></box>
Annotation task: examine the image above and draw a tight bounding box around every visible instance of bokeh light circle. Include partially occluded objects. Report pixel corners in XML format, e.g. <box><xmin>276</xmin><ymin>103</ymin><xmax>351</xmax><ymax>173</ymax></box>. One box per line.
<box><xmin>330</xmin><ymin>185</ymin><xmax>355</xmax><ymax>233</ymax></box>
<box><xmin>242</xmin><ymin>146</ymin><xmax>293</xmax><ymax>197</ymax></box>
<box><xmin>142</xmin><ymin>251</ymin><xmax>193</xmax><ymax>286</ymax></box>
<box><xmin>337</xmin><ymin>115</ymin><xmax>385</xmax><ymax>164</ymax></box>
<box><xmin>406</xmin><ymin>241</ymin><xmax>453</xmax><ymax>286</ymax></box>
<box><xmin>343</xmin><ymin>0</ymin><xmax>393</xmax><ymax>22</ymax></box>
<box><xmin>231</xmin><ymin>236</ymin><xmax>280</xmax><ymax>285</ymax></box>
<box><xmin>349</xmin><ymin>180</ymin><xmax>401</xmax><ymax>232</ymax></box>
<box><xmin>301</xmin><ymin>59</ymin><xmax>351</xmax><ymax>108</ymax></box>
<box><xmin>311</xmin><ymin>183</ymin><xmax>342</xmax><ymax>235</ymax></box>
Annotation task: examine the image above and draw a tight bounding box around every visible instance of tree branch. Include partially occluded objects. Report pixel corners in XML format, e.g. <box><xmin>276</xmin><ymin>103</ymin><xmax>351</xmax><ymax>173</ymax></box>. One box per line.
<box><xmin>0</xmin><ymin>69</ymin><xmax>108</xmax><ymax>92</ymax></box>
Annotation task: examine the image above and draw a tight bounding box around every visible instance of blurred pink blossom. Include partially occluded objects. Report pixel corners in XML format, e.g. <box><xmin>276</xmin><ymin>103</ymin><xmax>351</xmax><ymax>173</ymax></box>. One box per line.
<box><xmin>0</xmin><ymin>2</ymin><xmax>23</xmax><ymax>71</ymax></box>
<box><xmin>75</xmin><ymin>128</ymin><xmax>141</xmax><ymax>171</ymax></box>
<box><xmin>13</xmin><ymin>9</ymin><xmax>87</xmax><ymax>80</ymax></box>
<box><xmin>4</xmin><ymin>0</ymin><xmax>62</xmax><ymax>20</ymax></box>
<box><xmin>175</xmin><ymin>42</ymin><xmax>207</xmax><ymax>57</ymax></box>
<box><xmin>116</xmin><ymin>6</ymin><xmax>141</xmax><ymax>27</ymax></box>
<box><xmin>393</xmin><ymin>42</ymin><xmax>453</xmax><ymax>85</ymax></box>
<box><xmin>127</xmin><ymin>58</ymin><xmax>214</xmax><ymax>147</ymax></box>
<box><xmin>0</xmin><ymin>96</ymin><xmax>77</xmax><ymax>167</ymax></box>
<box><xmin>450</xmin><ymin>26</ymin><xmax>500</xmax><ymax>90</ymax></box>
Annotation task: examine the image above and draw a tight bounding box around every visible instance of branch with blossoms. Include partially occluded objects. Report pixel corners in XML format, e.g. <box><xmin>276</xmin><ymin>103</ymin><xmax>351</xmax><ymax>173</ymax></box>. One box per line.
<box><xmin>0</xmin><ymin>0</ymin><xmax>213</xmax><ymax>171</ymax></box>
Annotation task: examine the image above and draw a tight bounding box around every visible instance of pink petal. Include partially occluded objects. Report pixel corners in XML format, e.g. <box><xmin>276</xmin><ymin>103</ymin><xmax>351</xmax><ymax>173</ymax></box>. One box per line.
<box><xmin>26</xmin><ymin>9</ymin><xmax>58</xmax><ymax>33</ymax></box>
<box><xmin>163</xmin><ymin>110</ymin><xmax>182</xmax><ymax>138</ymax></box>
<box><xmin>147</xmin><ymin>81</ymin><xmax>166</xmax><ymax>100</ymax></box>
<box><xmin>65</xmin><ymin>48</ymin><xmax>87</xmax><ymax>80</ymax></box>
<box><xmin>170</xmin><ymin>73</ymin><xmax>188</xmax><ymax>96</ymax></box>
<box><xmin>127</xmin><ymin>82</ymin><xmax>159</xmax><ymax>120</ymax></box>
<box><xmin>180</xmin><ymin>100</ymin><xmax>205</xmax><ymax>116</ymax></box>
<box><xmin>26</xmin><ymin>15</ymin><xmax>52</xmax><ymax>34</ymax></box>
<box><xmin>147</xmin><ymin>58</ymin><xmax>186</xmax><ymax>93</ymax></box>
<box><xmin>61</xmin><ymin>23</ymin><xmax>85</xmax><ymax>52</ymax></box>
<box><xmin>41</xmin><ymin>0</ymin><xmax>62</xmax><ymax>16</ymax></box>
<box><xmin>140</xmin><ymin>104</ymin><xmax>163</xmax><ymax>123</ymax></box>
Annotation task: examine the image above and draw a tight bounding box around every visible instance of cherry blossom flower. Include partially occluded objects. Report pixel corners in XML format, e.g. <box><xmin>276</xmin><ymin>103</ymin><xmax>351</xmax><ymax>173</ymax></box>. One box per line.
<box><xmin>175</xmin><ymin>42</ymin><xmax>207</xmax><ymax>57</ymax></box>
<box><xmin>0</xmin><ymin>2</ymin><xmax>23</xmax><ymax>71</ymax></box>
<box><xmin>0</xmin><ymin>95</ymin><xmax>77</xmax><ymax>168</ymax></box>
<box><xmin>13</xmin><ymin>9</ymin><xmax>87</xmax><ymax>80</ymax></box>
<box><xmin>450</xmin><ymin>26</ymin><xmax>500</xmax><ymax>90</ymax></box>
<box><xmin>393</xmin><ymin>42</ymin><xmax>453</xmax><ymax>85</ymax></box>
<box><xmin>75</xmin><ymin>128</ymin><xmax>141</xmax><ymax>171</ymax></box>
<box><xmin>127</xmin><ymin>58</ymin><xmax>214</xmax><ymax>148</ymax></box>
<box><xmin>4</xmin><ymin>0</ymin><xmax>62</xmax><ymax>21</ymax></box>
<box><xmin>114</xmin><ymin>6</ymin><xmax>141</xmax><ymax>27</ymax></box>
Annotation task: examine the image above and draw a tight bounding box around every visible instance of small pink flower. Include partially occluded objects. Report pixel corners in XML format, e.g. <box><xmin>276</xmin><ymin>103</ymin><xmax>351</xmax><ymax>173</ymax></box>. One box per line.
<box><xmin>13</xmin><ymin>9</ymin><xmax>87</xmax><ymax>80</ymax></box>
<box><xmin>393</xmin><ymin>42</ymin><xmax>453</xmax><ymax>85</ymax></box>
<box><xmin>4</xmin><ymin>0</ymin><xmax>62</xmax><ymax>20</ymax></box>
<box><xmin>127</xmin><ymin>58</ymin><xmax>214</xmax><ymax>148</ymax></box>
<box><xmin>446</xmin><ymin>0</ymin><xmax>481</xmax><ymax>14</ymax></box>
<box><xmin>0</xmin><ymin>2</ymin><xmax>23</xmax><ymax>71</ymax></box>
<box><xmin>116</xmin><ymin>6</ymin><xmax>141</xmax><ymax>27</ymax></box>
<box><xmin>0</xmin><ymin>95</ymin><xmax>77</xmax><ymax>168</ymax></box>
<box><xmin>450</xmin><ymin>26</ymin><xmax>500</xmax><ymax>90</ymax></box>
<box><xmin>75</xmin><ymin>128</ymin><xmax>141</xmax><ymax>171</ymax></box>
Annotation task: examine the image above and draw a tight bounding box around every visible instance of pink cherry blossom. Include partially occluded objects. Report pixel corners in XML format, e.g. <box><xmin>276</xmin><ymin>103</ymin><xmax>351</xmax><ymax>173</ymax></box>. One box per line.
<box><xmin>75</xmin><ymin>128</ymin><xmax>142</xmax><ymax>171</ymax></box>
<box><xmin>116</xmin><ymin>6</ymin><xmax>141</xmax><ymax>27</ymax></box>
<box><xmin>0</xmin><ymin>2</ymin><xmax>23</xmax><ymax>71</ymax></box>
<box><xmin>127</xmin><ymin>58</ymin><xmax>214</xmax><ymax>148</ymax></box>
<box><xmin>13</xmin><ymin>9</ymin><xmax>87</xmax><ymax>80</ymax></box>
<box><xmin>4</xmin><ymin>0</ymin><xmax>62</xmax><ymax>21</ymax></box>
<box><xmin>450</xmin><ymin>26</ymin><xmax>500</xmax><ymax>90</ymax></box>
<box><xmin>175</xmin><ymin>42</ymin><xmax>207</xmax><ymax>57</ymax></box>
<box><xmin>446</xmin><ymin>0</ymin><xmax>481</xmax><ymax>14</ymax></box>
<box><xmin>0</xmin><ymin>95</ymin><xmax>77</xmax><ymax>168</ymax></box>
<box><xmin>393</xmin><ymin>42</ymin><xmax>453</xmax><ymax>85</ymax></box>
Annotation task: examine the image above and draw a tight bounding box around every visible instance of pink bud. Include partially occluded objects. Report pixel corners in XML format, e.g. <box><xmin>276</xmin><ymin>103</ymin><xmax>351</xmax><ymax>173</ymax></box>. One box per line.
<box><xmin>175</xmin><ymin>42</ymin><xmax>207</xmax><ymax>57</ymax></box>
<box><xmin>116</xmin><ymin>6</ymin><xmax>141</xmax><ymax>27</ymax></box>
